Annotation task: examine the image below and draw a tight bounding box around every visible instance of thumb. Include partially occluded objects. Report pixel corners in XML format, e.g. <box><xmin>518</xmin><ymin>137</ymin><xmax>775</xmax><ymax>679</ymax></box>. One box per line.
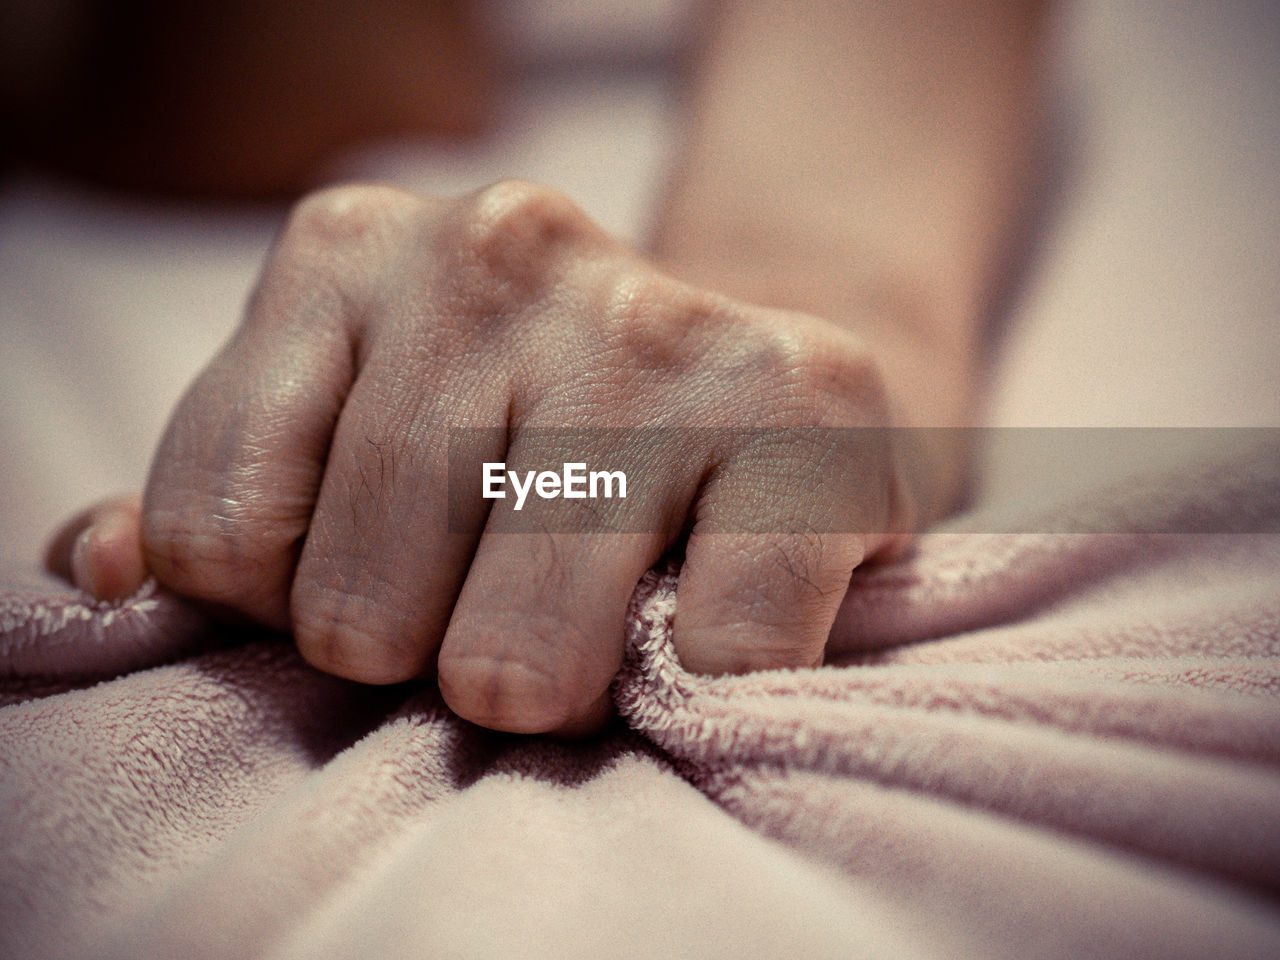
<box><xmin>44</xmin><ymin>494</ymin><xmax>148</xmax><ymax>601</ymax></box>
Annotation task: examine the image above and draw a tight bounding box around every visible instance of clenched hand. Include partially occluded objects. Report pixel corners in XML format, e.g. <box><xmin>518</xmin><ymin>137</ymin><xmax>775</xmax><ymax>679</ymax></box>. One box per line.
<box><xmin>52</xmin><ymin>181</ymin><xmax>914</xmax><ymax>734</ymax></box>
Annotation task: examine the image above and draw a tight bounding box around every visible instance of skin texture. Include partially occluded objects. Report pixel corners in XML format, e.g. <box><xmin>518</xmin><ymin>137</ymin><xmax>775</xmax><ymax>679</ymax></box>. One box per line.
<box><xmin>47</xmin><ymin>0</ymin><xmax>1045</xmax><ymax>734</ymax></box>
<box><xmin>142</xmin><ymin>180</ymin><xmax>908</xmax><ymax>735</ymax></box>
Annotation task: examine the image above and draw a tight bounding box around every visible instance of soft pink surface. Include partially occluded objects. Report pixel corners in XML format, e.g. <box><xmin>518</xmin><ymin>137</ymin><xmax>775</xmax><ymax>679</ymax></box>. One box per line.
<box><xmin>3</xmin><ymin>442</ymin><xmax>1277</xmax><ymax>960</ymax></box>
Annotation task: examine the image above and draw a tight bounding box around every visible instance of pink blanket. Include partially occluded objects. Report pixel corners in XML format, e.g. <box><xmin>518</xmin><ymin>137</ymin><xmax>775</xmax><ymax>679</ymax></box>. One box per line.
<box><xmin>3</xmin><ymin>443</ymin><xmax>1278</xmax><ymax>959</ymax></box>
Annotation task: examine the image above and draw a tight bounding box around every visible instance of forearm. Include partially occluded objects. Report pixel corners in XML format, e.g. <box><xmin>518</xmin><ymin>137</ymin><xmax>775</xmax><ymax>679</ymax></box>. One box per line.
<box><xmin>651</xmin><ymin>0</ymin><xmax>1046</xmax><ymax>518</ymax></box>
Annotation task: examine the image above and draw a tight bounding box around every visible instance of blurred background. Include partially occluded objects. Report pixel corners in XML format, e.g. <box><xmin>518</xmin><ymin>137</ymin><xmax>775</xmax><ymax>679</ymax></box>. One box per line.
<box><xmin>0</xmin><ymin>0</ymin><xmax>696</xmax><ymax>200</ymax></box>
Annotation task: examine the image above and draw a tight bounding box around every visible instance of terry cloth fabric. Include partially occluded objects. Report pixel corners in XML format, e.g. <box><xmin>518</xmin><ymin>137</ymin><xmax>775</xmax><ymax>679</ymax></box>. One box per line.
<box><xmin>2</xmin><ymin>439</ymin><xmax>1278</xmax><ymax>960</ymax></box>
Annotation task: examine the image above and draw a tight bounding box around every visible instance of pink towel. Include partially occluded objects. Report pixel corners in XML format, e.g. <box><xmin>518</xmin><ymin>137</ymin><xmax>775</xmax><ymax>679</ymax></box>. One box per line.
<box><xmin>3</xmin><ymin>443</ymin><xmax>1278</xmax><ymax>959</ymax></box>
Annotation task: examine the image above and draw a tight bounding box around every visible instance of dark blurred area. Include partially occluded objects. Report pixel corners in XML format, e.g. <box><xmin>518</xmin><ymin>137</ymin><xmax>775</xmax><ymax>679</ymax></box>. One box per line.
<box><xmin>0</xmin><ymin>0</ymin><xmax>495</xmax><ymax>200</ymax></box>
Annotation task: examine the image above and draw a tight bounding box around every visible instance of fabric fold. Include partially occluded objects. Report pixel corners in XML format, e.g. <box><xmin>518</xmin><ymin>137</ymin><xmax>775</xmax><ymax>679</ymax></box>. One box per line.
<box><xmin>3</xmin><ymin>446</ymin><xmax>1279</xmax><ymax>959</ymax></box>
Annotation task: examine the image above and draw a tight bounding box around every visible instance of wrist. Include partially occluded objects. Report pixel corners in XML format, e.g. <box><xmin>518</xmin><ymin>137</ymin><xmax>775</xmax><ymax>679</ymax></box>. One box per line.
<box><xmin>655</xmin><ymin>255</ymin><xmax>977</xmax><ymax>512</ymax></box>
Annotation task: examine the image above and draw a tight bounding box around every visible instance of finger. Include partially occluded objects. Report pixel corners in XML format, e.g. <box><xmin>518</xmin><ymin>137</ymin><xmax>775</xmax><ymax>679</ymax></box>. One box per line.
<box><xmin>438</xmin><ymin>530</ymin><xmax>660</xmax><ymax>733</ymax></box>
<box><xmin>672</xmin><ymin>428</ymin><xmax>901</xmax><ymax>675</ymax></box>
<box><xmin>286</xmin><ymin>180</ymin><xmax>615</xmax><ymax>685</ymax></box>
<box><xmin>142</xmin><ymin>309</ymin><xmax>351</xmax><ymax>629</ymax></box>
<box><xmin>140</xmin><ymin>187</ymin><xmax>411</xmax><ymax>628</ymax></box>
<box><xmin>674</xmin><ymin>531</ymin><xmax>866</xmax><ymax>674</ymax></box>
<box><xmin>44</xmin><ymin>494</ymin><xmax>147</xmax><ymax>601</ymax></box>
<box><xmin>437</xmin><ymin>435</ymin><xmax>679</xmax><ymax>733</ymax></box>
<box><xmin>288</xmin><ymin>366</ymin><xmax>508</xmax><ymax>685</ymax></box>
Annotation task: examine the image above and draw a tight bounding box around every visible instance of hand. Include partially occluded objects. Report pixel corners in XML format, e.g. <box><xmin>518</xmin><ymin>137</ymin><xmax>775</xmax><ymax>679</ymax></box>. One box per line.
<box><xmin>53</xmin><ymin>181</ymin><xmax>913</xmax><ymax>734</ymax></box>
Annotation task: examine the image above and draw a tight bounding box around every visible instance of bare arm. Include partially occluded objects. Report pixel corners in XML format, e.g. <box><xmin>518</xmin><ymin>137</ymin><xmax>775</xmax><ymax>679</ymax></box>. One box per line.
<box><xmin>653</xmin><ymin>0</ymin><xmax>1046</xmax><ymax>518</ymax></box>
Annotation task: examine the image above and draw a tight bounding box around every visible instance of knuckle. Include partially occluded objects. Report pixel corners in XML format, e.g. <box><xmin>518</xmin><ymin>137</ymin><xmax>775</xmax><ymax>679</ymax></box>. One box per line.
<box><xmin>273</xmin><ymin>185</ymin><xmax>425</xmax><ymax>301</ymax></box>
<box><xmin>596</xmin><ymin>271</ymin><xmax>729</xmax><ymax>373</ymax></box>
<box><xmin>284</xmin><ymin>184</ymin><xmax>418</xmax><ymax>250</ymax></box>
<box><xmin>264</xmin><ymin>185</ymin><xmax>425</xmax><ymax>331</ymax></box>
<box><xmin>452</xmin><ymin>179</ymin><xmax>600</xmax><ymax>284</ymax></box>
<box><xmin>740</xmin><ymin>317</ymin><xmax>887</xmax><ymax>425</ymax></box>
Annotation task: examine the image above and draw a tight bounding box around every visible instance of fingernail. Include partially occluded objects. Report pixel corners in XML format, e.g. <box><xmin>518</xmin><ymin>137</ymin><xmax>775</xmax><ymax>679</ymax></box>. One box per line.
<box><xmin>94</xmin><ymin>509</ymin><xmax>148</xmax><ymax>600</ymax></box>
<box><xmin>70</xmin><ymin>525</ymin><xmax>98</xmax><ymax>597</ymax></box>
